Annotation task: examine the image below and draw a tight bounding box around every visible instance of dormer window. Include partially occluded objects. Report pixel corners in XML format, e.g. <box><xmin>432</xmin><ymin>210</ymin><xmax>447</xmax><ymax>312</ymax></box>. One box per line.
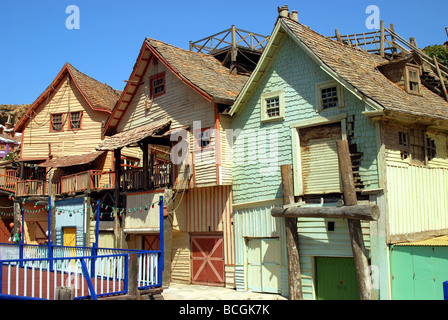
<box><xmin>404</xmin><ymin>65</ymin><xmax>422</xmax><ymax>95</ymax></box>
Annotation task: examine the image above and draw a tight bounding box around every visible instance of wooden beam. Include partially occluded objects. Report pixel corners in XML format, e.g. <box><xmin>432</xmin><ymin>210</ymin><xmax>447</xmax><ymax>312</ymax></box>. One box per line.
<box><xmin>280</xmin><ymin>164</ymin><xmax>303</xmax><ymax>300</ymax></box>
<box><xmin>336</xmin><ymin>140</ymin><xmax>375</xmax><ymax>300</ymax></box>
<box><xmin>433</xmin><ymin>55</ymin><xmax>448</xmax><ymax>101</ymax></box>
<box><xmin>380</xmin><ymin>20</ymin><xmax>385</xmax><ymax>58</ymax></box>
<box><xmin>271</xmin><ymin>204</ymin><xmax>379</xmax><ymax>220</ymax></box>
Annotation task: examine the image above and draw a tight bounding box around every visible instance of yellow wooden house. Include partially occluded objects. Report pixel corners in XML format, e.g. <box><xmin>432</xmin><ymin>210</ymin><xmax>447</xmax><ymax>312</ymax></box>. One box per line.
<box><xmin>11</xmin><ymin>62</ymin><xmax>121</xmax><ymax>247</ymax></box>
<box><xmin>97</xmin><ymin>38</ymin><xmax>248</xmax><ymax>287</ymax></box>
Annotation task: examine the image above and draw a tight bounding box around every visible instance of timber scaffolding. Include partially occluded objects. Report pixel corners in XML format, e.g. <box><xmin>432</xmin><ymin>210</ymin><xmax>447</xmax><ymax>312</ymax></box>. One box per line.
<box><xmin>331</xmin><ymin>21</ymin><xmax>448</xmax><ymax>101</ymax></box>
<box><xmin>189</xmin><ymin>26</ymin><xmax>270</xmax><ymax>75</ymax></box>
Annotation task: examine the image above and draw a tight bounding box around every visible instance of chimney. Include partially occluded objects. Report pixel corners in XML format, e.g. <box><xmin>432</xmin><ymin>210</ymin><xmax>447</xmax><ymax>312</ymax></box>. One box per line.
<box><xmin>278</xmin><ymin>5</ymin><xmax>289</xmax><ymax>18</ymax></box>
<box><xmin>5</xmin><ymin>115</ymin><xmax>12</xmax><ymax>130</ymax></box>
<box><xmin>289</xmin><ymin>10</ymin><xmax>298</xmax><ymax>22</ymax></box>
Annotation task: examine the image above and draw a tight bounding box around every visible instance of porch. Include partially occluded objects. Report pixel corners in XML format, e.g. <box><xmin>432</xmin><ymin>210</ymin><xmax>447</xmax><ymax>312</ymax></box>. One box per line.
<box><xmin>11</xmin><ymin>164</ymin><xmax>172</xmax><ymax>197</ymax></box>
<box><xmin>0</xmin><ymin>243</ymin><xmax>163</xmax><ymax>300</ymax></box>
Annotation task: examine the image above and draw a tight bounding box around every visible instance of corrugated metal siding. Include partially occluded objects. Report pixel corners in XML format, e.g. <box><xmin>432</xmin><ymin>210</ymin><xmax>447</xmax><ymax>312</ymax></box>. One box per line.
<box><xmin>386</xmin><ymin>164</ymin><xmax>448</xmax><ymax>237</ymax></box>
<box><xmin>171</xmin><ymin>231</ymin><xmax>191</xmax><ymax>283</ymax></box>
<box><xmin>300</xmin><ymin>123</ymin><xmax>342</xmax><ymax>195</ymax></box>
<box><xmin>301</xmin><ymin>140</ymin><xmax>342</xmax><ymax>194</ymax></box>
<box><xmin>233</xmin><ymin>203</ymin><xmax>289</xmax><ymax>296</ymax></box>
<box><xmin>185</xmin><ymin>185</ymin><xmax>234</xmax><ymax>265</ymax></box>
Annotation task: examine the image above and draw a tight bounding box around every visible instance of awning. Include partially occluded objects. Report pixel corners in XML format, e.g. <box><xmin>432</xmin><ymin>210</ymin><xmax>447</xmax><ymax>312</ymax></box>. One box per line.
<box><xmin>96</xmin><ymin>120</ymin><xmax>172</xmax><ymax>151</ymax></box>
<box><xmin>38</xmin><ymin>151</ymin><xmax>105</xmax><ymax>168</ymax></box>
<box><xmin>395</xmin><ymin>235</ymin><xmax>448</xmax><ymax>246</ymax></box>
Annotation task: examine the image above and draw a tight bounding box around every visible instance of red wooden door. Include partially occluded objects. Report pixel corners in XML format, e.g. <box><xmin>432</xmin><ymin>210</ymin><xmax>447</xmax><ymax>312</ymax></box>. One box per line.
<box><xmin>0</xmin><ymin>218</ymin><xmax>13</xmax><ymax>243</ymax></box>
<box><xmin>191</xmin><ymin>235</ymin><xmax>224</xmax><ymax>286</ymax></box>
<box><xmin>143</xmin><ymin>235</ymin><xmax>160</xmax><ymax>251</ymax></box>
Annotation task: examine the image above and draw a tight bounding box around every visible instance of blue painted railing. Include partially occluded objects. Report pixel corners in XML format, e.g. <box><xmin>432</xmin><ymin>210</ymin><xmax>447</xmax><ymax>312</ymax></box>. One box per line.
<box><xmin>0</xmin><ymin>243</ymin><xmax>162</xmax><ymax>300</ymax></box>
<box><xmin>0</xmin><ymin>253</ymin><xmax>129</xmax><ymax>300</ymax></box>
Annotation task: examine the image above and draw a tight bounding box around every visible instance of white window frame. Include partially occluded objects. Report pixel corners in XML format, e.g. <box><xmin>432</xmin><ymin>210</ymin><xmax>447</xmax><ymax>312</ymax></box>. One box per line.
<box><xmin>261</xmin><ymin>90</ymin><xmax>285</xmax><ymax>122</ymax></box>
<box><xmin>315</xmin><ymin>80</ymin><xmax>344</xmax><ymax>111</ymax></box>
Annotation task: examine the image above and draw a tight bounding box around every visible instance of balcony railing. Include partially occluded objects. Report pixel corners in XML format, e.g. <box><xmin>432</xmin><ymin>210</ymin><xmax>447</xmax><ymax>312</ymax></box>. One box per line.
<box><xmin>121</xmin><ymin>163</ymin><xmax>172</xmax><ymax>192</ymax></box>
<box><xmin>61</xmin><ymin>170</ymin><xmax>115</xmax><ymax>194</ymax></box>
<box><xmin>0</xmin><ymin>173</ymin><xmax>19</xmax><ymax>193</ymax></box>
<box><xmin>2</xmin><ymin>164</ymin><xmax>171</xmax><ymax>197</ymax></box>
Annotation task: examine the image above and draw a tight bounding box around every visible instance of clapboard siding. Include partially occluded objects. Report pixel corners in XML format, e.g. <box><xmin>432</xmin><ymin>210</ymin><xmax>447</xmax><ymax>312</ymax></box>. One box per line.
<box><xmin>21</xmin><ymin>75</ymin><xmax>110</xmax><ymax>160</ymax></box>
<box><xmin>116</xmin><ymin>59</ymin><xmax>219</xmax><ymax>187</ymax></box>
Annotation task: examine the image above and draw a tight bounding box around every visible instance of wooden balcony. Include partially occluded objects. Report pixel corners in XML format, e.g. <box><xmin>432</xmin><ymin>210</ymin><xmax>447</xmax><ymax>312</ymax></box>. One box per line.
<box><xmin>4</xmin><ymin>165</ymin><xmax>171</xmax><ymax>197</ymax></box>
<box><xmin>0</xmin><ymin>173</ymin><xmax>19</xmax><ymax>193</ymax></box>
<box><xmin>121</xmin><ymin>163</ymin><xmax>172</xmax><ymax>192</ymax></box>
<box><xmin>61</xmin><ymin>170</ymin><xmax>115</xmax><ymax>194</ymax></box>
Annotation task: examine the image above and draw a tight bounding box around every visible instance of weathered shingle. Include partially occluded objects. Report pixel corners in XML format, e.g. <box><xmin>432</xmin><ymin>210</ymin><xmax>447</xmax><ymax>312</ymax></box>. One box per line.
<box><xmin>66</xmin><ymin>63</ymin><xmax>121</xmax><ymax>112</ymax></box>
<box><xmin>146</xmin><ymin>38</ymin><xmax>248</xmax><ymax>102</ymax></box>
<box><xmin>281</xmin><ymin>18</ymin><xmax>448</xmax><ymax>121</ymax></box>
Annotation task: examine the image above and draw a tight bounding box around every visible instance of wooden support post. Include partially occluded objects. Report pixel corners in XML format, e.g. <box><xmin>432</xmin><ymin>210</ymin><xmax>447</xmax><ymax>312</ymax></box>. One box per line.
<box><xmin>128</xmin><ymin>253</ymin><xmax>139</xmax><ymax>298</ymax></box>
<box><xmin>281</xmin><ymin>164</ymin><xmax>303</xmax><ymax>300</ymax></box>
<box><xmin>142</xmin><ymin>139</ymin><xmax>149</xmax><ymax>190</ymax></box>
<box><xmin>434</xmin><ymin>56</ymin><xmax>448</xmax><ymax>101</ymax></box>
<box><xmin>336</xmin><ymin>140</ymin><xmax>375</xmax><ymax>300</ymax></box>
<box><xmin>380</xmin><ymin>20</ymin><xmax>385</xmax><ymax>58</ymax></box>
<box><xmin>113</xmin><ymin>148</ymin><xmax>122</xmax><ymax>249</ymax></box>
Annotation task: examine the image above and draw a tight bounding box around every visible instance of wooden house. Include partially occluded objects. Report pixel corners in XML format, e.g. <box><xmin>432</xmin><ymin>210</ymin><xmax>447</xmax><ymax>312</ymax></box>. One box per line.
<box><xmin>97</xmin><ymin>37</ymin><xmax>248</xmax><ymax>287</ymax></box>
<box><xmin>11</xmin><ymin>62</ymin><xmax>121</xmax><ymax>247</ymax></box>
<box><xmin>228</xmin><ymin>7</ymin><xmax>448</xmax><ymax>299</ymax></box>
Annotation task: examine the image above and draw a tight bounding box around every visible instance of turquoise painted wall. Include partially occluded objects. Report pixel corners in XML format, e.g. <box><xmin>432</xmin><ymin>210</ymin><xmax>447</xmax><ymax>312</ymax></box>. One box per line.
<box><xmin>231</xmin><ymin>33</ymin><xmax>380</xmax><ymax>299</ymax></box>
<box><xmin>55</xmin><ymin>197</ymin><xmax>85</xmax><ymax>246</ymax></box>
<box><xmin>390</xmin><ymin>245</ymin><xmax>448</xmax><ymax>300</ymax></box>
<box><xmin>231</xmin><ymin>35</ymin><xmax>379</xmax><ymax>205</ymax></box>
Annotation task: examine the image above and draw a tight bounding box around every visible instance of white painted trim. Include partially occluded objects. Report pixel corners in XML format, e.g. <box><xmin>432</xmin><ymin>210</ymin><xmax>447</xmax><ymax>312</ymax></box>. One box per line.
<box><xmin>260</xmin><ymin>90</ymin><xmax>285</xmax><ymax>122</ymax></box>
<box><xmin>232</xmin><ymin>198</ymin><xmax>283</xmax><ymax>209</ymax></box>
<box><xmin>229</xmin><ymin>22</ymin><xmax>283</xmax><ymax>116</ymax></box>
<box><xmin>315</xmin><ymin>80</ymin><xmax>345</xmax><ymax>111</ymax></box>
<box><xmin>291</xmin><ymin>127</ymin><xmax>303</xmax><ymax>196</ymax></box>
<box><xmin>290</xmin><ymin>113</ymin><xmax>347</xmax><ymax>129</ymax></box>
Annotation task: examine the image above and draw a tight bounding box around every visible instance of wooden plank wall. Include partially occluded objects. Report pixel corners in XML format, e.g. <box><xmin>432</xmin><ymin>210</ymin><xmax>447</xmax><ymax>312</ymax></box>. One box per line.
<box><xmin>383</xmin><ymin>122</ymin><xmax>448</xmax><ymax>240</ymax></box>
<box><xmin>115</xmin><ymin>53</ymin><xmax>218</xmax><ymax>188</ymax></box>
<box><xmin>21</xmin><ymin>75</ymin><xmax>110</xmax><ymax>159</ymax></box>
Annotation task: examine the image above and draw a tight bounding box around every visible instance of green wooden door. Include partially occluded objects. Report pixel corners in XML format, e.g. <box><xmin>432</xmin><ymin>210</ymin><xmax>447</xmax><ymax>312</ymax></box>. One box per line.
<box><xmin>316</xmin><ymin>257</ymin><xmax>359</xmax><ymax>300</ymax></box>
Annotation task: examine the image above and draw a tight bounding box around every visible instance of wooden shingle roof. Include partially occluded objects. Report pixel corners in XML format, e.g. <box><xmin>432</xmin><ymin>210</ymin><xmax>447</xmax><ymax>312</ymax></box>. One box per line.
<box><xmin>231</xmin><ymin>16</ymin><xmax>448</xmax><ymax>123</ymax></box>
<box><xmin>14</xmin><ymin>63</ymin><xmax>121</xmax><ymax>133</ymax></box>
<box><xmin>104</xmin><ymin>38</ymin><xmax>248</xmax><ymax>134</ymax></box>
<box><xmin>147</xmin><ymin>38</ymin><xmax>248</xmax><ymax>103</ymax></box>
<box><xmin>280</xmin><ymin>17</ymin><xmax>448</xmax><ymax>121</ymax></box>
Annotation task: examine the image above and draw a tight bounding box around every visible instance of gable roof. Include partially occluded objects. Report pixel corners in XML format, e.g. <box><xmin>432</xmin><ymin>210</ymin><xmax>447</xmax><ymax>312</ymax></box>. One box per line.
<box><xmin>230</xmin><ymin>16</ymin><xmax>448</xmax><ymax>123</ymax></box>
<box><xmin>14</xmin><ymin>63</ymin><xmax>121</xmax><ymax>133</ymax></box>
<box><xmin>104</xmin><ymin>38</ymin><xmax>248</xmax><ymax>135</ymax></box>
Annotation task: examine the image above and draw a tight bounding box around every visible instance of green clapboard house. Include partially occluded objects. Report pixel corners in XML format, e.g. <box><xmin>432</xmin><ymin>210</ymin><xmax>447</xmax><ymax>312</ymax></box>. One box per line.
<box><xmin>228</xmin><ymin>6</ymin><xmax>448</xmax><ymax>300</ymax></box>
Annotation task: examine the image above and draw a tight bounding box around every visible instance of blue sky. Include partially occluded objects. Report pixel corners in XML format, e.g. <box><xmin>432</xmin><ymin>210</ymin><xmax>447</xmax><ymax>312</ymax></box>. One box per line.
<box><xmin>1</xmin><ymin>0</ymin><xmax>447</xmax><ymax>105</ymax></box>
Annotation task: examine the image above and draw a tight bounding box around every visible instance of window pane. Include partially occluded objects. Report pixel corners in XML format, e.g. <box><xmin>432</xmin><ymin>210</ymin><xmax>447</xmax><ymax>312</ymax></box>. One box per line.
<box><xmin>52</xmin><ymin>114</ymin><xmax>63</xmax><ymax>131</ymax></box>
<box><xmin>321</xmin><ymin>86</ymin><xmax>338</xmax><ymax>109</ymax></box>
<box><xmin>265</xmin><ymin>97</ymin><xmax>280</xmax><ymax>118</ymax></box>
<box><xmin>70</xmin><ymin>112</ymin><xmax>81</xmax><ymax>129</ymax></box>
